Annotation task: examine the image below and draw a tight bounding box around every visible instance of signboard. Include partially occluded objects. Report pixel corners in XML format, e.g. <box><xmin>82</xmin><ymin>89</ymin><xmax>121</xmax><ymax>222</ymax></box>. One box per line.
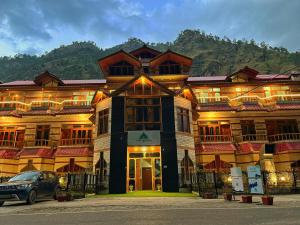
<box><xmin>247</xmin><ymin>165</ymin><xmax>264</xmax><ymax>194</ymax></box>
<box><xmin>230</xmin><ymin>167</ymin><xmax>244</xmax><ymax>192</ymax></box>
<box><xmin>127</xmin><ymin>131</ymin><xmax>160</xmax><ymax>146</ymax></box>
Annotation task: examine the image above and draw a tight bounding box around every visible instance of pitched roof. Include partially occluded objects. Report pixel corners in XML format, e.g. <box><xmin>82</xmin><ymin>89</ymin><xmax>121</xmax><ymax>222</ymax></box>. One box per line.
<box><xmin>19</xmin><ymin>148</ymin><xmax>54</xmax><ymax>158</ymax></box>
<box><xmin>149</xmin><ymin>49</ymin><xmax>193</xmax><ymax>67</ymax></box>
<box><xmin>34</xmin><ymin>71</ymin><xmax>64</xmax><ymax>86</ymax></box>
<box><xmin>130</xmin><ymin>45</ymin><xmax>162</xmax><ymax>57</ymax></box>
<box><xmin>111</xmin><ymin>73</ymin><xmax>175</xmax><ymax>96</ymax></box>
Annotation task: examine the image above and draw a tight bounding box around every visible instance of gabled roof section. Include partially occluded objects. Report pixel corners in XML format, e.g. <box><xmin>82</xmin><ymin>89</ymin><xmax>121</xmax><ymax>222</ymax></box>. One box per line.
<box><xmin>130</xmin><ymin>44</ymin><xmax>162</xmax><ymax>58</ymax></box>
<box><xmin>229</xmin><ymin>66</ymin><xmax>259</xmax><ymax>81</ymax></box>
<box><xmin>111</xmin><ymin>74</ymin><xmax>175</xmax><ymax>97</ymax></box>
<box><xmin>150</xmin><ymin>49</ymin><xmax>193</xmax><ymax>67</ymax></box>
<box><xmin>98</xmin><ymin>50</ymin><xmax>141</xmax><ymax>75</ymax></box>
<box><xmin>34</xmin><ymin>71</ymin><xmax>64</xmax><ymax>86</ymax></box>
<box><xmin>91</xmin><ymin>89</ymin><xmax>110</xmax><ymax>105</ymax></box>
<box><xmin>175</xmin><ymin>85</ymin><xmax>197</xmax><ymax>104</ymax></box>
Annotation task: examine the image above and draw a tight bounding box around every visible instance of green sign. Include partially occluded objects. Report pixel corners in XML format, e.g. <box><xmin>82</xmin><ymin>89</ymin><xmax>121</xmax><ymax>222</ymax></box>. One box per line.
<box><xmin>127</xmin><ymin>131</ymin><xmax>160</xmax><ymax>146</ymax></box>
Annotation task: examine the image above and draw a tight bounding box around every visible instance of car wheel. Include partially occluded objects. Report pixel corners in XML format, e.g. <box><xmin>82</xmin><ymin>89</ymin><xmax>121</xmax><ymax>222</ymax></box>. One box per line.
<box><xmin>0</xmin><ymin>201</ymin><xmax>4</xmax><ymax>207</ymax></box>
<box><xmin>27</xmin><ymin>190</ymin><xmax>37</xmax><ymax>205</ymax></box>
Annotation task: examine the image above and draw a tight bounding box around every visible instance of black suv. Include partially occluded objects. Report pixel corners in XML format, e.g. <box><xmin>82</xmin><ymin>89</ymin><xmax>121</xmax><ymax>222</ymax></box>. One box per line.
<box><xmin>0</xmin><ymin>171</ymin><xmax>60</xmax><ymax>206</ymax></box>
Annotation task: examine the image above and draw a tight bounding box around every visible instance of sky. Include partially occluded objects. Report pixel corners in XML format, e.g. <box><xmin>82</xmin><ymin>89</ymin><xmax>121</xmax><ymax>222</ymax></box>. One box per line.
<box><xmin>0</xmin><ymin>0</ymin><xmax>299</xmax><ymax>56</ymax></box>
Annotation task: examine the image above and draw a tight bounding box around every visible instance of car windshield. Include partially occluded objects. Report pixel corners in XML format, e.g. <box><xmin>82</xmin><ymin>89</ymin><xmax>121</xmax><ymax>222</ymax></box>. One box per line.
<box><xmin>9</xmin><ymin>172</ymin><xmax>40</xmax><ymax>182</ymax></box>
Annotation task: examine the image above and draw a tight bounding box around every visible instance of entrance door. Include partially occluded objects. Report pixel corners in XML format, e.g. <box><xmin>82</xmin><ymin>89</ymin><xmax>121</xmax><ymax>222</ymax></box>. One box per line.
<box><xmin>142</xmin><ymin>167</ymin><xmax>152</xmax><ymax>190</ymax></box>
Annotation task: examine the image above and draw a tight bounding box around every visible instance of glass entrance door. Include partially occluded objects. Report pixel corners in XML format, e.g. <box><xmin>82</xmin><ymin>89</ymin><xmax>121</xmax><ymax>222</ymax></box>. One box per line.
<box><xmin>127</xmin><ymin>146</ymin><xmax>162</xmax><ymax>192</ymax></box>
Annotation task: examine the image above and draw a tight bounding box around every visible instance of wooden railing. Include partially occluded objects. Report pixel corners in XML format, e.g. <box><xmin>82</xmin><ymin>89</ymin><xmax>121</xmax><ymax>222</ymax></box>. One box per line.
<box><xmin>0</xmin><ymin>140</ymin><xmax>24</xmax><ymax>148</ymax></box>
<box><xmin>268</xmin><ymin>133</ymin><xmax>300</xmax><ymax>142</ymax></box>
<box><xmin>0</xmin><ymin>102</ymin><xmax>29</xmax><ymax>111</ymax></box>
<box><xmin>62</xmin><ymin>100</ymin><xmax>91</xmax><ymax>108</ymax></box>
<box><xmin>235</xmin><ymin>134</ymin><xmax>268</xmax><ymax>143</ymax></box>
<box><xmin>31</xmin><ymin>101</ymin><xmax>60</xmax><ymax>110</ymax></box>
<box><xmin>60</xmin><ymin>138</ymin><xmax>93</xmax><ymax>146</ymax></box>
<box><xmin>198</xmin><ymin>135</ymin><xmax>232</xmax><ymax>143</ymax></box>
<box><xmin>197</xmin><ymin>96</ymin><xmax>229</xmax><ymax>104</ymax></box>
<box><xmin>25</xmin><ymin>139</ymin><xmax>53</xmax><ymax>147</ymax></box>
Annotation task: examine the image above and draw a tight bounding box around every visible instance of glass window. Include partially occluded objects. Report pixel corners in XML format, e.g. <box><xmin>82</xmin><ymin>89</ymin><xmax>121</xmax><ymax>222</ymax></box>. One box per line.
<box><xmin>98</xmin><ymin>109</ymin><xmax>109</xmax><ymax>135</ymax></box>
<box><xmin>177</xmin><ymin>107</ymin><xmax>190</xmax><ymax>133</ymax></box>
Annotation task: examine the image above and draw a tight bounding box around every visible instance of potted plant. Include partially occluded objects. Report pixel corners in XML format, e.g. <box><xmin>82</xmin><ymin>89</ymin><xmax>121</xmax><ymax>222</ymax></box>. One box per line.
<box><xmin>56</xmin><ymin>191</ymin><xmax>67</xmax><ymax>202</ymax></box>
<box><xmin>203</xmin><ymin>192</ymin><xmax>214</xmax><ymax>199</ymax></box>
<box><xmin>261</xmin><ymin>173</ymin><xmax>274</xmax><ymax>205</ymax></box>
<box><xmin>129</xmin><ymin>184</ymin><xmax>134</xmax><ymax>192</ymax></box>
<box><xmin>261</xmin><ymin>195</ymin><xmax>273</xmax><ymax>205</ymax></box>
<box><xmin>241</xmin><ymin>195</ymin><xmax>252</xmax><ymax>203</ymax></box>
<box><xmin>223</xmin><ymin>184</ymin><xmax>233</xmax><ymax>201</ymax></box>
<box><xmin>156</xmin><ymin>184</ymin><xmax>161</xmax><ymax>191</ymax></box>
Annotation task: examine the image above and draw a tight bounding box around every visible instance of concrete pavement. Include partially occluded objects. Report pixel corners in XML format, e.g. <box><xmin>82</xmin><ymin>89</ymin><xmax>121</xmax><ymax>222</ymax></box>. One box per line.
<box><xmin>0</xmin><ymin>195</ymin><xmax>300</xmax><ymax>225</ymax></box>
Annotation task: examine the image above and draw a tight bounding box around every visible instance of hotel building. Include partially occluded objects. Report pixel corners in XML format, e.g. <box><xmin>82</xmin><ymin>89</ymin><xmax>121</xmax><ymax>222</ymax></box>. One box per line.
<box><xmin>0</xmin><ymin>46</ymin><xmax>300</xmax><ymax>193</ymax></box>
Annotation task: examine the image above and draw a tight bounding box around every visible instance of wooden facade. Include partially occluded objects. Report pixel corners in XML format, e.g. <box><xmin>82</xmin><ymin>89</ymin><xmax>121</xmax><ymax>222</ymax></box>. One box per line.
<box><xmin>1</xmin><ymin>46</ymin><xmax>300</xmax><ymax>192</ymax></box>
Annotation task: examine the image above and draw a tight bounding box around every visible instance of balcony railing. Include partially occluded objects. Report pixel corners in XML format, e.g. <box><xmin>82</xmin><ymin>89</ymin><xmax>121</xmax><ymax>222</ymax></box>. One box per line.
<box><xmin>62</xmin><ymin>100</ymin><xmax>91</xmax><ymax>109</ymax></box>
<box><xmin>59</xmin><ymin>138</ymin><xmax>93</xmax><ymax>146</ymax></box>
<box><xmin>0</xmin><ymin>102</ymin><xmax>29</xmax><ymax>111</ymax></box>
<box><xmin>31</xmin><ymin>101</ymin><xmax>60</xmax><ymax>110</ymax></box>
<box><xmin>199</xmin><ymin>135</ymin><xmax>232</xmax><ymax>143</ymax></box>
<box><xmin>197</xmin><ymin>96</ymin><xmax>229</xmax><ymax>104</ymax></box>
<box><xmin>268</xmin><ymin>133</ymin><xmax>300</xmax><ymax>142</ymax></box>
<box><xmin>0</xmin><ymin>140</ymin><xmax>24</xmax><ymax>148</ymax></box>
<box><xmin>25</xmin><ymin>139</ymin><xmax>53</xmax><ymax>147</ymax></box>
<box><xmin>235</xmin><ymin>134</ymin><xmax>268</xmax><ymax>143</ymax></box>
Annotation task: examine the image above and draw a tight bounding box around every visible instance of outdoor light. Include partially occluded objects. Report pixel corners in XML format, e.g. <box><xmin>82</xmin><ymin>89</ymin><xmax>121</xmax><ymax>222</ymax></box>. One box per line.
<box><xmin>279</xmin><ymin>176</ymin><xmax>286</xmax><ymax>182</ymax></box>
<box><xmin>227</xmin><ymin>176</ymin><xmax>232</xmax><ymax>182</ymax></box>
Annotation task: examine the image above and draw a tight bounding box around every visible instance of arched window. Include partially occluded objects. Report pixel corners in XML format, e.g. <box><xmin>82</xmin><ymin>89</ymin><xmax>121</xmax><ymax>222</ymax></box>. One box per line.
<box><xmin>180</xmin><ymin>150</ymin><xmax>194</xmax><ymax>188</ymax></box>
<box><xmin>109</xmin><ymin>61</ymin><xmax>134</xmax><ymax>76</ymax></box>
<box><xmin>159</xmin><ymin>61</ymin><xmax>181</xmax><ymax>74</ymax></box>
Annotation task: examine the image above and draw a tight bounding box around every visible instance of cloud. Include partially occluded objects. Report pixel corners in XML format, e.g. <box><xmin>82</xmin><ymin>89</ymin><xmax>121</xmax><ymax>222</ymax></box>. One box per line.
<box><xmin>0</xmin><ymin>0</ymin><xmax>299</xmax><ymax>56</ymax></box>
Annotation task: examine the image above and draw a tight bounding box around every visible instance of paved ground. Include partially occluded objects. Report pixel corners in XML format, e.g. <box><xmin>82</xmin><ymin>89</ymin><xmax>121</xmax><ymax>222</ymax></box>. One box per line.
<box><xmin>1</xmin><ymin>195</ymin><xmax>300</xmax><ymax>225</ymax></box>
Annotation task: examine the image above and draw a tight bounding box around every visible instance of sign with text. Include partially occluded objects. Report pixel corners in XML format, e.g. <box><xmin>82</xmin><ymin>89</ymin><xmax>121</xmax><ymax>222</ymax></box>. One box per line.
<box><xmin>230</xmin><ymin>167</ymin><xmax>244</xmax><ymax>192</ymax></box>
<box><xmin>247</xmin><ymin>165</ymin><xmax>264</xmax><ymax>194</ymax></box>
<box><xmin>127</xmin><ymin>131</ymin><xmax>160</xmax><ymax>146</ymax></box>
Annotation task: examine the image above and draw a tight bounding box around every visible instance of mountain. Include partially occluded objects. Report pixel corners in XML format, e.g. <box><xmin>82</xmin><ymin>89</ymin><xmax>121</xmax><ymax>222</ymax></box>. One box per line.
<box><xmin>1</xmin><ymin>29</ymin><xmax>300</xmax><ymax>82</ymax></box>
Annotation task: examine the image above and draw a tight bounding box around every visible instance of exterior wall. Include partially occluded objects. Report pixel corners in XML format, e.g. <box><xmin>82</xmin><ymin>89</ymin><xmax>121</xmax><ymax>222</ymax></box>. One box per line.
<box><xmin>94</xmin><ymin>97</ymin><xmax>112</xmax><ymax>173</ymax></box>
<box><xmin>0</xmin><ymin>158</ymin><xmax>19</xmax><ymax>176</ymax></box>
<box><xmin>18</xmin><ymin>157</ymin><xmax>54</xmax><ymax>172</ymax></box>
<box><xmin>174</xmin><ymin>96</ymin><xmax>196</xmax><ymax>190</ymax></box>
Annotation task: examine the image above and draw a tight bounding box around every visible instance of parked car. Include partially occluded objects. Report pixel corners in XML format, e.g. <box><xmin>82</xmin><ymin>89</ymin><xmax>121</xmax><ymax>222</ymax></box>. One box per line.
<box><xmin>0</xmin><ymin>171</ymin><xmax>60</xmax><ymax>206</ymax></box>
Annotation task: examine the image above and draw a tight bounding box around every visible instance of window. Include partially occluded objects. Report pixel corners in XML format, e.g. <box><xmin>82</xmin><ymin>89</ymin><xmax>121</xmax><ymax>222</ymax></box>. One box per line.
<box><xmin>61</xmin><ymin>125</ymin><xmax>93</xmax><ymax>145</ymax></box>
<box><xmin>177</xmin><ymin>107</ymin><xmax>190</xmax><ymax>133</ymax></box>
<box><xmin>159</xmin><ymin>61</ymin><xmax>181</xmax><ymax>74</ymax></box>
<box><xmin>109</xmin><ymin>61</ymin><xmax>134</xmax><ymax>76</ymax></box>
<box><xmin>35</xmin><ymin>125</ymin><xmax>50</xmax><ymax>146</ymax></box>
<box><xmin>125</xmin><ymin>98</ymin><xmax>161</xmax><ymax>131</ymax></box>
<box><xmin>98</xmin><ymin>109</ymin><xmax>109</xmax><ymax>135</ymax></box>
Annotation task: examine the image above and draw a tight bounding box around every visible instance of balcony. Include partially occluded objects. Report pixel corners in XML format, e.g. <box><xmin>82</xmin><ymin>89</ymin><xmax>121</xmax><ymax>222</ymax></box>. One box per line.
<box><xmin>268</xmin><ymin>133</ymin><xmax>300</xmax><ymax>142</ymax></box>
<box><xmin>0</xmin><ymin>102</ymin><xmax>29</xmax><ymax>111</ymax></box>
<box><xmin>25</xmin><ymin>139</ymin><xmax>54</xmax><ymax>147</ymax></box>
<box><xmin>30</xmin><ymin>101</ymin><xmax>60</xmax><ymax>111</ymax></box>
<box><xmin>0</xmin><ymin>140</ymin><xmax>24</xmax><ymax>148</ymax></box>
<box><xmin>235</xmin><ymin>134</ymin><xmax>268</xmax><ymax>143</ymax></box>
<box><xmin>198</xmin><ymin>135</ymin><xmax>232</xmax><ymax>143</ymax></box>
<box><xmin>62</xmin><ymin>100</ymin><xmax>91</xmax><ymax>109</ymax></box>
<box><xmin>197</xmin><ymin>96</ymin><xmax>229</xmax><ymax>105</ymax></box>
<box><xmin>59</xmin><ymin>138</ymin><xmax>93</xmax><ymax>146</ymax></box>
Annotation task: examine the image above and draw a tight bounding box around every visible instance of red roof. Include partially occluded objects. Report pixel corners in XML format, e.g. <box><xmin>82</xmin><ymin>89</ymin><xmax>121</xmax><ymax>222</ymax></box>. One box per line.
<box><xmin>0</xmin><ymin>149</ymin><xmax>19</xmax><ymax>159</ymax></box>
<box><xmin>187</xmin><ymin>76</ymin><xmax>227</xmax><ymax>82</ymax></box>
<box><xmin>197</xmin><ymin>104</ymin><xmax>234</xmax><ymax>111</ymax></box>
<box><xmin>19</xmin><ymin>148</ymin><xmax>54</xmax><ymax>158</ymax></box>
<box><xmin>56</xmin><ymin>108</ymin><xmax>93</xmax><ymax>115</ymax></box>
<box><xmin>256</xmin><ymin>74</ymin><xmax>290</xmax><ymax>80</ymax></box>
<box><xmin>237</xmin><ymin>103</ymin><xmax>265</xmax><ymax>111</ymax></box>
<box><xmin>238</xmin><ymin>143</ymin><xmax>264</xmax><ymax>153</ymax></box>
<box><xmin>0</xmin><ymin>79</ymin><xmax>106</xmax><ymax>87</ymax></box>
<box><xmin>276</xmin><ymin>142</ymin><xmax>300</xmax><ymax>153</ymax></box>
<box><xmin>55</xmin><ymin>147</ymin><xmax>93</xmax><ymax>157</ymax></box>
<box><xmin>275</xmin><ymin>103</ymin><xmax>300</xmax><ymax>110</ymax></box>
<box><xmin>197</xmin><ymin>143</ymin><xmax>236</xmax><ymax>153</ymax></box>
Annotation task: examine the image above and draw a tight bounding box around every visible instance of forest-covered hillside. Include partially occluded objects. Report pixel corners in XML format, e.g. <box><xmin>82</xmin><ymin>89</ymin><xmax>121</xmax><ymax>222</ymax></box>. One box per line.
<box><xmin>1</xmin><ymin>29</ymin><xmax>300</xmax><ymax>82</ymax></box>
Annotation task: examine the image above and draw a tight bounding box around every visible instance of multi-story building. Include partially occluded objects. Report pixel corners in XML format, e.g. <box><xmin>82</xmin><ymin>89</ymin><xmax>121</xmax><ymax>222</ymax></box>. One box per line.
<box><xmin>0</xmin><ymin>45</ymin><xmax>300</xmax><ymax>193</ymax></box>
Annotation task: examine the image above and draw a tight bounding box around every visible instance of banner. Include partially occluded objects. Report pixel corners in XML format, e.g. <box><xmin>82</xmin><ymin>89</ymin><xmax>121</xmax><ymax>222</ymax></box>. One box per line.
<box><xmin>247</xmin><ymin>165</ymin><xmax>264</xmax><ymax>194</ymax></box>
<box><xmin>230</xmin><ymin>167</ymin><xmax>244</xmax><ymax>192</ymax></box>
